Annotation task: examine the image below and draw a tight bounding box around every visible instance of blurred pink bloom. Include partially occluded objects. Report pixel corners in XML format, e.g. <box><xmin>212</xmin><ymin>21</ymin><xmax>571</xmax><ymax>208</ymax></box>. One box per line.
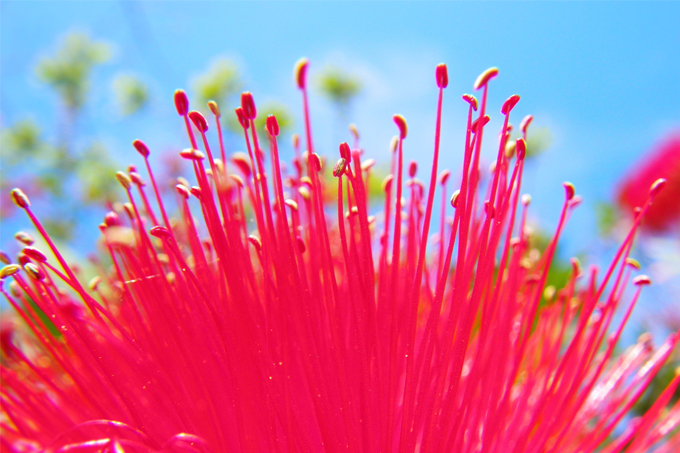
<box><xmin>617</xmin><ymin>131</ymin><xmax>680</xmax><ymax>232</ymax></box>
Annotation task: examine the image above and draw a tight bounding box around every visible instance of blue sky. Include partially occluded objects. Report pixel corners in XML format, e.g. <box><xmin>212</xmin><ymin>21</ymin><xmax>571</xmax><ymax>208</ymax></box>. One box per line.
<box><xmin>2</xmin><ymin>2</ymin><xmax>678</xmax><ymax>214</ymax></box>
<box><xmin>1</xmin><ymin>2</ymin><xmax>679</xmax><ymax>323</ymax></box>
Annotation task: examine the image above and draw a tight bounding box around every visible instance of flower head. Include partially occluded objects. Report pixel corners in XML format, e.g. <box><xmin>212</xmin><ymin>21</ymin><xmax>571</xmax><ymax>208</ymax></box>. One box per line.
<box><xmin>617</xmin><ymin>131</ymin><xmax>680</xmax><ymax>232</ymax></box>
<box><xmin>2</xmin><ymin>62</ymin><xmax>679</xmax><ymax>453</ymax></box>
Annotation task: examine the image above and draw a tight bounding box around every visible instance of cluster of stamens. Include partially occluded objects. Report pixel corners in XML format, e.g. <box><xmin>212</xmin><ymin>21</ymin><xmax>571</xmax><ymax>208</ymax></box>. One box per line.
<box><xmin>1</xmin><ymin>59</ymin><xmax>678</xmax><ymax>453</ymax></box>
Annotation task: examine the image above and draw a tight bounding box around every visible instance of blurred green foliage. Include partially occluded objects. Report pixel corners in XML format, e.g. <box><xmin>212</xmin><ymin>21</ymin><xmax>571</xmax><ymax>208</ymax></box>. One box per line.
<box><xmin>595</xmin><ymin>201</ymin><xmax>617</xmax><ymax>237</ymax></box>
<box><xmin>25</xmin><ymin>299</ymin><xmax>62</xmax><ymax>338</ymax></box>
<box><xmin>323</xmin><ymin>162</ymin><xmax>388</xmax><ymax>203</ymax></box>
<box><xmin>77</xmin><ymin>143</ymin><xmax>121</xmax><ymax>203</ymax></box>
<box><xmin>0</xmin><ymin>119</ymin><xmax>48</xmax><ymax>164</ymax></box>
<box><xmin>36</xmin><ymin>33</ymin><xmax>111</xmax><ymax>112</ymax></box>
<box><xmin>633</xmin><ymin>361</ymin><xmax>680</xmax><ymax>415</ymax></box>
<box><xmin>525</xmin><ymin>126</ymin><xmax>552</xmax><ymax>159</ymax></box>
<box><xmin>316</xmin><ymin>65</ymin><xmax>363</xmax><ymax>107</ymax></box>
<box><xmin>254</xmin><ymin>101</ymin><xmax>294</xmax><ymax>138</ymax></box>
<box><xmin>1</xmin><ymin>33</ymin><xmax>117</xmax><ymax>240</ymax></box>
<box><xmin>227</xmin><ymin>100</ymin><xmax>294</xmax><ymax>140</ymax></box>
<box><xmin>316</xmin><ymin>65</ymin><xmax>363</xmax><ymax>149</ymax></box>
<box><xmin>113</xmin><ymin>74</ymin><xmax>149</xmax><ymax>115</ymax></box>
<box><xmin>525</xmin><ymin>228</ymin><xmax>574</xmax><ymax>306</ymax></box>
<box><xmin>40</xmin><ymin>218</ymin><xmax>77</xmax><ymax>243</ymax></box>
<box><xmin>193</xmin><ymin>58</ymin><xmax>242</xmax><ymax>110</ymax></box>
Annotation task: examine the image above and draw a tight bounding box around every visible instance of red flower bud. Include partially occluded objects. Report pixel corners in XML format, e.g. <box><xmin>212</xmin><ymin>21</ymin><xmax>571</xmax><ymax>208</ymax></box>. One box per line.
<box><xmin>132</xmin><ymin>139</ymin><xmax>150</xmax><ymax>157</ymax></box>
<box><xmin>462</xmin><ymin>94</ymin><xmax>478</xmax><ymax>111</ymax></box>
<box><xmin>104</xmin><ymin>212</ymin><xmax>120</xmax><ymax>227</ymax></box>
<box><xmin>436</xmin><ymin>63</ymin><xmax>449</xmax><ymax>89</ymax></box>
<box><xmin>179</xmin><ymin>149</ymin><xmax>205</xmax><ymax>161</ymax></box>
<box><xmin>501</xmin><ymin>94</ymin><xmax>520</xmax><ymax>115</ymax></box>
<box><xmin>17</xmin><ymin>255</ymin><xmax>30</xmax><ymax>267</ymax></box>
<box><xmin>129</xmin><ymin>172</ymin><xmax>145</xmax><ymax>186</ymax></box>
<box><xmin>235</xmin><ymin>107</ymin><xmax>249</xmax><ymax>129</ymax></box>
<box><xmin>23</xmin><ymin>247</ymin><xmax>47</xmax><ymax>263</ymax></box>
<box><xmin>393</xmin><ymin>114</ymin><xmax>408</xmax><ymax>139</ymax></box>
<box><xmin>339</xmin><ymin>142</ymin><xmax>351</xmax><ymax>161</ymax></box>
<box><xmin>14</xmin><ymin>231</ymin><xmax>34</xmax><ymax>246</ymax></box>
<box><xmin>241</xmin><ymin>92</ymin><xmax>256</xmax><ymax>120</ymax></box>
<box><xmin>175</xmin><ymin>184</ymin><xmax>190</xmax><ymax>199</ymax></box>
<box><xmin>266</xmin><ymin>115</ymin><xmax>279</xmax><ymax>137</ymax></box>
<box><xmin>23</xmin><ymin>263</ymin><xmax>44</xmax><ymax>281</ymax></box>
<box><xmin>10</xmin><ymin>188</ymin><xmax>30</xmax><ymax>209</ymax></box>
<box><xmin>516</xmin><ymin>138</ymin><xmax>527</xmax><ymax>160</ymax></box>
<box><xmin>409</xmin><ymin>160</ymin><xmax>418</xmax><ymax>178</ymax></box>
<box><xmin>150</xmin><ymin>226</ymin><xmax>172</xmax><ymax>240</ymax></box>
<box><xmin>471</xmin><ymin>115</ymin><xmax>490</xmax><ymax>134</ymax></box>
<box><xmin>190</xmin><ymin>186</ymin><xmax>202</xmax><ymax>200</ymax></box>
<box><xmin>174</xmin><ymin>89</ymin><xmax>189</xmax><ymax>116</ymax></box>
<box><xmin>188</xmin><ymin>111</ymin><xmax>209</xmax><ymax>133</ymax></box>
<box><xmin>473</xmin><ymin>67</ymin><xmax>499</xmax><ymax>90</ymax></box>
<box><xmin>208</xmin><ymin>100</ymin><xmax>221</xmax><ymax>117</ymax></box>
<box><xmin>294</xmin><ymin>58</ymin><xmax>309</xmax><ymax>90</ymax></box>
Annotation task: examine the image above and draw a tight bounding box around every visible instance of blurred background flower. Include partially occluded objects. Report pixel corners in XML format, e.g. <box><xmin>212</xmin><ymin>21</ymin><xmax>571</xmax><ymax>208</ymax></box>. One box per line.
<box><xmin>617</xmin><ymin>132</ymin><xmax>680</xmax><ymax>233</ymax></box>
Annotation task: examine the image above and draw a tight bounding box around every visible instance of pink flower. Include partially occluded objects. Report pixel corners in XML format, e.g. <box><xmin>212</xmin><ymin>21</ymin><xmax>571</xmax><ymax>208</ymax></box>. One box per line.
<box><xmin>617</xmin><ymin>131</ymin><xmax>680</xmax><ymax>232</ymax></box>
<box><xmin>2</xmin><ymin>61</ymin><xmax>679</xmax><ymax>453</ymax></box>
